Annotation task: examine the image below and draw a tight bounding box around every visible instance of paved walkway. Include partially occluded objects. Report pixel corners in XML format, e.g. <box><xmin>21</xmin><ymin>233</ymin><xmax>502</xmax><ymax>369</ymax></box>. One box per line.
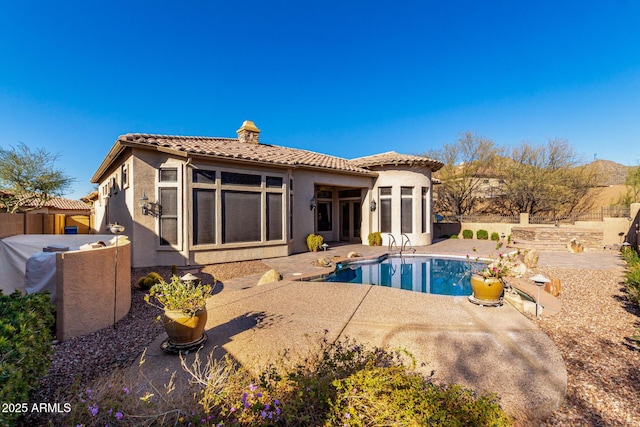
<box><xmin>134</xmin><ymin>240</ymin><xmax>625</xmax><ymax>424</ymax></box>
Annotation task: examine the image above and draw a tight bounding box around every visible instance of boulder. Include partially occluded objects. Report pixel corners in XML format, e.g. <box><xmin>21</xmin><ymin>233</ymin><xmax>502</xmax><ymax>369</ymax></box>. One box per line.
<box><xmin>523</xmin><ymin>249</ymin><xmax>539</xmax><ymax>269</ymax></box>
<box><xmin>347</xmin><ymin>251</ymin><xmax>362</xmax><ymax>258</ymax></box>
<box><xmin>511</xmin><ymin>262</ymin><xmax>527</xmax><ymax>278</ymax></box>
<box><xmin>568</xmin><ymin>238</ymin><xmax>584</xmax><ymax>253</ymax></box>
<box><xmin>257</xmin><ymin>269</ymin><xmax>283</xmax><ymax>286</ymax></box>
<box><xmin>312</xmin><ymin>257</ymin><xmax>333</xmax><ymax>267</ymax></box>
<box><xmin>544</xmin><ymin>278</ymin><xmax>561</xmax><ymax>297</ymax></box>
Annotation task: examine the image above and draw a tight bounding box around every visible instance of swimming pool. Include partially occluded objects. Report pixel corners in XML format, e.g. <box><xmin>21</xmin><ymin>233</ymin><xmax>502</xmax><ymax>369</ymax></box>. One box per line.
<box><xmin>324</xmin><ymin>255</ymin><xmax>479</xmax><ymax>297</ymax></box>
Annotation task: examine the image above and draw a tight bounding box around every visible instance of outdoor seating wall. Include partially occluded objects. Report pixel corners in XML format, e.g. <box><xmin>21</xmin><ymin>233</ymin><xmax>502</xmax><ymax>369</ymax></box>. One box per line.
<box><xmin>55</xmin><ymin>241</ymin><xmax>131</xmax><ymax>341</ymax></box>
<box><xmin>434</xmin><ymin>204</ymin><xmax>640</xmax><ymax>248</ymax></box>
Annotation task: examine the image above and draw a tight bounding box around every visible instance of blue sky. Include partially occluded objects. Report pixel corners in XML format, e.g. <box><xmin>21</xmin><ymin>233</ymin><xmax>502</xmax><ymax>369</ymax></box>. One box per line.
<box><xmin>1</xmin><ymin>1</ymin><xmax>639</xmax><ymax>200</ymax></box>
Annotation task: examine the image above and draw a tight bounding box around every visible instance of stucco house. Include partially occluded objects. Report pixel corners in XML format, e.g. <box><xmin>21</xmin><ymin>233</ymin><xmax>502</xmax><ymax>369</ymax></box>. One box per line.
<box><xmin>90</xmin><ymin>121</ymin><xmax>443</xmax><ymax>268</ymax></box>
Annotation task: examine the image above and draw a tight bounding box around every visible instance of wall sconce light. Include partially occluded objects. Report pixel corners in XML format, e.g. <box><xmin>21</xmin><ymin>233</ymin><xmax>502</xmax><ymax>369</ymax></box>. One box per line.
<box><xmin>370</xmin><ymin>200</ymin><xmax>377</xmax><ymax>212</ymax></box>
<box><xmin>140</xmin><ymin>192</ymin><xmax>162</xmax><ymax>217</ymax></box>
<box><xmin>310</xmin><ymin>196</ymin><xmax>316</xmax><ymax>211</ymax></box>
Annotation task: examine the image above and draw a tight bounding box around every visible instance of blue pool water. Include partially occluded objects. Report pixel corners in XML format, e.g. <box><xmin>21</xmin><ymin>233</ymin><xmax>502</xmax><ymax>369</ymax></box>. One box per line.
<box><xmin>324</xmin><ymin>255</ymin><xmax>478</xmax><ymax>297</ymax></box>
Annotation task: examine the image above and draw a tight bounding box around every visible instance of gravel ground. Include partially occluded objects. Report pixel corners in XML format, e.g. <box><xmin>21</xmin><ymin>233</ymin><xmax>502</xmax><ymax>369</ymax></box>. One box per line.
<box><xmin>25</xmin><ymin>257</ymin><xmax>640</xmax><ymax>426</ymax></box>
<box><xmin>23</xmin><ymin>260</ymin><xmax>270</xmax><ymax>426</ymax></box>
<box><xmin>528</xmin><ymin>265</ymin><xmax>640</xmax><ymax>426</ymax></box>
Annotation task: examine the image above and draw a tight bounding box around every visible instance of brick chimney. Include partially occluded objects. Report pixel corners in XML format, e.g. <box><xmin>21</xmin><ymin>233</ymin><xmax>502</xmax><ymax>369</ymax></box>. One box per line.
<box><xmin>236</xmin><ymin>120</ymin><xmax>261</xmax><ymax>144</ymax></box>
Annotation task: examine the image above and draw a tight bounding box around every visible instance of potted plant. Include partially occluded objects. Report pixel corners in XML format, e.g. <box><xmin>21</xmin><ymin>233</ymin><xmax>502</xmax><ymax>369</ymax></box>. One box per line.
<box><xmin>466</xmin><ymin>246</ymin><xmax>520</xmax><ymax>305</ymax></box>
<box><xmin>368</xmin><ymin>231</ymin><xmax>382</xmax><ymax>246</ymax></box>
<box><xmin>145</xmin><ymin>275</ymin><xmax>212</xmax><ymax>346</ymax></box>
<box><xmin>306</xmin><ymin>233</ymin><xmax>324</xmax><ymax>252</ymax></box>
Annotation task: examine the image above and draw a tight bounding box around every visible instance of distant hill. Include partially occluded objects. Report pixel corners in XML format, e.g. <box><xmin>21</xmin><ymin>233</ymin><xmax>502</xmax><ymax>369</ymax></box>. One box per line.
<box><xmin>590</xmin><ymin>160</ymin><xmax>632</xmax><ymax>186</ymax></box>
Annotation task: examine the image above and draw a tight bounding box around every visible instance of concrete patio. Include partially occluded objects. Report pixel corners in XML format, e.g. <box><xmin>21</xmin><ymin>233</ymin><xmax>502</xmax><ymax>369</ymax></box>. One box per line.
<box><xmin>132</xmin><ymin>239</ymin><xmax>625</xmax><ymax>424</ymax></box>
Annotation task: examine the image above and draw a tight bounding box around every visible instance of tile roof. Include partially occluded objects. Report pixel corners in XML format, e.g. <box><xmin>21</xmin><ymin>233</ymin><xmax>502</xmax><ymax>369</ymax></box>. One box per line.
<box><xmin>45</xmin><ymin>197</ymin><xmax>91</xmax><ymax>211</ymax></box>
<box><xmin>0</xmin><ymin>191</ymin><xmax>91</xmax><ymax>211</ymax></box>
<box><xmin>349</xmin><ymin>151</ymin><xmax>443</xmax><ymax>171</ymax></box>
<box><xmin>118</xmin><ymin>134</ymin><xmax>377</xmax><ymax>175</ymax></box>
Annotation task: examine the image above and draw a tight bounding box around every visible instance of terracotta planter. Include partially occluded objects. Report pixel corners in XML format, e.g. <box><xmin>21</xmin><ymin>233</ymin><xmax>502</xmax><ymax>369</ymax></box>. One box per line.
<box><xmin>162</xmin><ymin>306</ymin><xmax>207</xmax><ymax>345</ymax></box>
<box><xmin>470</xmin><ymin>274</ymin><xmax>504</xmax><ymax>304</ymax></box>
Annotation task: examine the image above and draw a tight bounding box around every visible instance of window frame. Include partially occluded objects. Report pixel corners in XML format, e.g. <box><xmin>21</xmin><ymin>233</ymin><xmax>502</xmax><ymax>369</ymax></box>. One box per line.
<box><xmin>189</xmin><ymin>165</ymin><xmax>287</xmax><ymax>249</ymax></box>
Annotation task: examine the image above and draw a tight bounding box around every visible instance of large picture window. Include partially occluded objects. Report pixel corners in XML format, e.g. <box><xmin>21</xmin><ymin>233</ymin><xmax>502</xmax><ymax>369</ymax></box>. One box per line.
<box><xmin>191</xmin><ymin>168</ymin><xmax>286</xmax><ymax>246</ymax></box>
<box><xmin>222</xmin><ymin>191</ymin><xmax>261</xmax><ymax>243</ymax></box>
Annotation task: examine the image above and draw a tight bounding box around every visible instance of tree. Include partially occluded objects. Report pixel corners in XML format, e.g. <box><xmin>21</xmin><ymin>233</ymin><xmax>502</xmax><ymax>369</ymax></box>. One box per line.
<box><xmin>424</xmin><ymin>132</ymin><xmax>500</xmax><ymax>216</ymax></box>
<box><xmin>497</xmin><ymin>139</ymin><xmax>599</xmax><ymax>216</ymax></box>
<box><xmin>613</xmin><ymin>165</ymin><xmax>640</xmax><ymax>207</ymax></box>
<box><xmin>0</xmin><ymin>143</ymin><xmax>75</xmax><ymax>213</ymax></box>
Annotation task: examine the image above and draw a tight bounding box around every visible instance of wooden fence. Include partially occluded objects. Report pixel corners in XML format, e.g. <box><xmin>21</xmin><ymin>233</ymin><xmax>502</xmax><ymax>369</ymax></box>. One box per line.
<box><xmin>0</xmin><ymin>213</ymin><xmax>92</xmax><ymax>239</ymax></box>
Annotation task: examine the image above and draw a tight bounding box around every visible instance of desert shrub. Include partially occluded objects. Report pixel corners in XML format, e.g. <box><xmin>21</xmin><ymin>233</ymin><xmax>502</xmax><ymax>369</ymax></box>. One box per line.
<box><xmin>367</xmin><ymin>231</ymin><xmax>382</xmax><ymax>246</ymax></box>
<box><xmin>0</xmin><ymin>291</ymin><xmax>55</xmax><ymax>426</ymax></box>
<box><xmin>306</xmin><ymin>234</ymin><xmax>324</xmax><ymax>251</ymax></box>
<box><xmin>490</xmin><ymin>232</ymin><xmax>500</xmax><ymax>241</ymax></box>
<box><xmin>622</xmin><ymin>247</ymin><xmax>640</xmax><ymax>305</ymax></box>
<box><xmin>462</xmin><ymin>229</ymin><xmax>473</xmax><ymax>239</ymax></box>
<box><xmin>137</xmin><ymin>272</ymin><xmax>163</xmax><ymax>290</ymax></box>
<box><xmin>66</xmin><ymin>334</ymin><xmax>511</xmax><ymax>427</ymax></box>
<box><xmin>476</xmin><ymin>229</ymin><xmax>489</xmax><ymax>240</ymax></box>
<box><xmin>191</xmin><ymin>333</ymin><xmax>510</xmax><ymax>426</ymax></box>
<box><xmin>327</xmin><ymin>365</ymin><xmax>510</xmax><ymax>426</ymax></box>
<box><xmin>622</xmin><ymin>246</ymin><xmax>640</xmax><ymax>266</ymax></box>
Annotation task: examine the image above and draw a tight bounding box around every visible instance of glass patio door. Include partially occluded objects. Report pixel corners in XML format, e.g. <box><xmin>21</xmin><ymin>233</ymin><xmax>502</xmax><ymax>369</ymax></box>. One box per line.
<box><xmin>340</xmin><ymin>201</ymin><xmax>361</xmax><ymax>242</ymax></box>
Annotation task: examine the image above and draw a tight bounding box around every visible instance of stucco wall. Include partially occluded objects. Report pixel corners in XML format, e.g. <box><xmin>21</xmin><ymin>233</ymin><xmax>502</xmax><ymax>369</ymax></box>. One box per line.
<box><xmin>369</xmin><ymin>165</ymin><xmax>434</xmax><ymax>247</ymax></box>
<box><xmin>292</xmin><ymin>169</ymin><xmax>376</xmax><ymax>252</ymax></box>
<box><xmin>55</xmin><ymin>239</ymin><xmax>131</xmax><ymax>341</ymax></box>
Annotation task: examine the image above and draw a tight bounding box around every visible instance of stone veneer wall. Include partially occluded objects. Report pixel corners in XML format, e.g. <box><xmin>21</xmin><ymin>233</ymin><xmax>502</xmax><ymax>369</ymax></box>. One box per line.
<box><xmin>511</xmin><ymin>227</ymin><xmax>603</xmax><ymax>249</ymax></box>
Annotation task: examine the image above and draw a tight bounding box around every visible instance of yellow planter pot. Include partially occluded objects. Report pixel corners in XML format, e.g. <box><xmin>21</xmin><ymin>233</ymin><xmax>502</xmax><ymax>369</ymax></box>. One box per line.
<box><xmin>162</xmin><ymin>306</ymin><xmax>207</xmax><ymax>345</ymax></box>
<box><xmin>470</xmin><ymin>274</ymin><xmax>504</xmax><ymax>304</ymax></box>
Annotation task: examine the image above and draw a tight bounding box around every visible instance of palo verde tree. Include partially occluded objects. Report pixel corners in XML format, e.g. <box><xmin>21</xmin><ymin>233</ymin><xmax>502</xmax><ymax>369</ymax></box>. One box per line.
<box><xmin>424</xmin><ymin>131</ymin><xmax>500</xmax><ymax>216</ymax></box>
<box><xmin>0</xmin><ymin>142</ymin><xmax>75</xmax><ymax>213</ymax></box>
<box><xmin>497</xmin><ymin>139</ymin><xmax>599</xmax><ymax>216</ymax></box>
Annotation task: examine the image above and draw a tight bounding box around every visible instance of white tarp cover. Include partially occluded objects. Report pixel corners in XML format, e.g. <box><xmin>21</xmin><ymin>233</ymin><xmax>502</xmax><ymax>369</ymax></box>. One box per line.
<box><xmin>0</xmin><ymin>234</ymin><xmax>118</xmax><ymax>296</ymax></box>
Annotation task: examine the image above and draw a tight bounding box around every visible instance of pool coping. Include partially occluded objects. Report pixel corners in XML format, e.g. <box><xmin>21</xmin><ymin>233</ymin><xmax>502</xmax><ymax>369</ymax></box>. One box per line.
<box><xmin>288</xmin><ymin>251</ymin><xmax>561</xmax><ymax>316</ymax></box>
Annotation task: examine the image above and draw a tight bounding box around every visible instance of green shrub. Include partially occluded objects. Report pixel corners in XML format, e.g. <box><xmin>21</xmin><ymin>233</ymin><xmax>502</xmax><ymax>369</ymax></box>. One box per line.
<box><xmin>462</xmin><ymin>229</ymin><xmax>473</xmax><ymax>239</ymax></box>
<box><xmin>306</xmin><ymin>233</ymin><xmax>324</xmax><ymax>251</ymax></box>
<box><xmin>622</xmin><ymin>247</ymin><xmax>640</xmax><ymax>306</ymax></box>
<box><xmin>137</xmin><ymin>272</ymin><xmax>163</xmax><ymax>290</ymax></box>
<box><xmin>367</xmin><ymin>231</ymin><xmax>382</xmax><ymax>246</ymax></box>
<box><xmin>622</xmin><ymin>246</ymin><xmax>640</xmax><ymax>266</ymax></box>
<box><xmin>490</xmin><ymin>232</ymin><xmax>500</xmax><ymax>241</ymax></box>
<box><xmin>449</xmin><ymin>234</ymin><xmax>459</xmax><ymax>239</ymax></box>
<box><xmin>0</xmin><ymin>291</ymin><xmax>55</xmax><ymax>426</ymax></box>
<box><xmin>626</xmin><ymin>264</ymin><xmax>640</xmax><ymax>305</ymax></box>
<box><xmin>477</xmin><ymin>229</ymin><xmax>489</xmax><ymax>240</ymax></box>
<box><xmin>328</xmin><ymin>365</ymin><xmax>511</xmax><ymax>426</ymax></box>
<box><xmin>66</xmin><ymin>333</ymin><xmax>511</xmax><ymax>427</ymax></box>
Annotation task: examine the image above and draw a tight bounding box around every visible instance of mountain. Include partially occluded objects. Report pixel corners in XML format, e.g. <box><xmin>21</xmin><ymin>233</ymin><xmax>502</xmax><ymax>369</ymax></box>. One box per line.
<box><xmin>590</xmin><ymin>160</ymin><xmax>632</xmax><ymax>186</ymax></box>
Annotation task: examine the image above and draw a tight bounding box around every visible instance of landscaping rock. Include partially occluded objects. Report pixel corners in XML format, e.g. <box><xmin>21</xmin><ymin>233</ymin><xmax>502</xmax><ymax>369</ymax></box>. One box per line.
<box><xmin>257</xmin><ymin>269</ymin><xmax>283</xmax><ymax>286</ymax></box>
<box><xmin>312</xmin><ymin>257</ymin><xmax>333</xmax><ymax>267</ymax></box>
<box><xmin>544</xmin><ymin>277</ymin><xmax>561</xmax><ymax>296</ymax></box>
<box><xmin>567</xmin><ymin>238</ymin><xmax>584</xmax><ymax>253</ymax></box>
<box><xmin>523</xmin><ymin>249</ymin><xmax>539</xmax><ymax>268</ymax></box>
<box><xmin>347</xmin><ymin>251</ymin><xmax>362</xmax><ymax>258</ymax></box>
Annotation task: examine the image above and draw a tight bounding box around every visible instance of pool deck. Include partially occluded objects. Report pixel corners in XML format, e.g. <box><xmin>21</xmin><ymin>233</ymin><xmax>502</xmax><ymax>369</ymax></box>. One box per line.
<box><xmin>134</xmin><ymin>239</ymin><xmax>625</xmax><ymax>424</ymax></box>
